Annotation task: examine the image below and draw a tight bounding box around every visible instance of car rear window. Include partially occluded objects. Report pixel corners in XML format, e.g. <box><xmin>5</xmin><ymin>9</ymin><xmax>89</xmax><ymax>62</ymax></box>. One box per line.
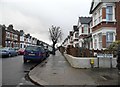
<box><xmin>25</xmin><ymin>46</ymin><xmax>41</xmax><ymax>51</ymax></box>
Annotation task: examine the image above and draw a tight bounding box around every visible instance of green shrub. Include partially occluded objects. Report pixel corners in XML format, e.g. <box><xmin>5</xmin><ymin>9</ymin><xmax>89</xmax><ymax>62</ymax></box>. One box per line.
<box><xmin>106</xmin><ymin>40</ymin><xmax>120</xmax><ymax>57</ymax></box>
<box><xmin>107</xmin><ymin>40</ymin><xmax>120</xmax><ymax>50</ymax></box>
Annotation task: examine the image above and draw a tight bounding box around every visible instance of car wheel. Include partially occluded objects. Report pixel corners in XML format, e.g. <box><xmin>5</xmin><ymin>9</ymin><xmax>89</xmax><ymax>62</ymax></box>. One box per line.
<box><xmin>9</xmin><ymin>53</ymin><xmax>11</xmax><ymax>57</ymax></box>
<box><xmin>24</xmin><ymin>59</ymin><xmax>27</xmax><ymax>63</ymax></box>
<box><xmin>16</xmin><ymin>52</ymin><xmax>18</xmax><ymax>56</ymax></box>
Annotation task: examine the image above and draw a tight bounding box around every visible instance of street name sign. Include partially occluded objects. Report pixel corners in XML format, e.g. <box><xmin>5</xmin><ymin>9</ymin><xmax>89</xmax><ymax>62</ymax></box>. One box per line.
<box><xmin>97</xmin><ymin>54</ymin><xmax>113</xmax><ymax>58</ymax></box>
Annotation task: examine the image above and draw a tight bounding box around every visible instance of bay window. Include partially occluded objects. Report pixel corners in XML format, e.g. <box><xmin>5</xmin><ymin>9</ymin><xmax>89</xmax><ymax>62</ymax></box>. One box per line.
<box><xmin>94</xmin><ymin>39</ymin><xmax>97</xmax><ymax>49</ymax></box>
<box><xmin>75</xmin><ymin>32</ymin><xmax>79</xmax><ymax>38</ymax></box>
<box><xmin>83</xmin><ymin>24</ymin><xmax>88</xmax><ymax>33</ymax></box>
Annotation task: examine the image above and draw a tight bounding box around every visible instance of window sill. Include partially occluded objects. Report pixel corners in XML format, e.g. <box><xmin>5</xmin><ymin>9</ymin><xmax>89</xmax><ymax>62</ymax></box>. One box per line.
<box><xmin>91</xmin><ymin>20</ymin><xmax>116</xmax><ymax>28</ymax></box>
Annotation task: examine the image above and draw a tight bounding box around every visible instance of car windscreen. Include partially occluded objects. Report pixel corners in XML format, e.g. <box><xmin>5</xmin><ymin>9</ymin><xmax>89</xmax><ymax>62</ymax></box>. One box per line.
<box><xmin>25</xmin><ymin>46</ymin><xmax>41</xmax><ymax>51</ymax></box>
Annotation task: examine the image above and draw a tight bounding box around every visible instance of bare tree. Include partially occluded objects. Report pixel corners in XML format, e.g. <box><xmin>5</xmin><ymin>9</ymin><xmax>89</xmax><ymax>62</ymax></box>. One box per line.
<box><xmin>49</xmin><ymin>25</ymin><xmax>62</xmax><ymax>55</ymax></box>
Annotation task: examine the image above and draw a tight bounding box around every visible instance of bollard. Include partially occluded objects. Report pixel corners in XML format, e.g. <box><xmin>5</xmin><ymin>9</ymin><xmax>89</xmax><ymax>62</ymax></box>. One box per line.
<box><xmin>90</xmin><ymin>58</ymin><xmax>94</xmax><ymax>68</ymax></box>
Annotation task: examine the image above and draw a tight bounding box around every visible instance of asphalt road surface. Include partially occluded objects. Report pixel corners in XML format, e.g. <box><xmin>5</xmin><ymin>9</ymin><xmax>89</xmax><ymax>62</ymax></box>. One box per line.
<box><xmin>2</xmin><ymin>55</ymin><xmax>40</xmax><ymax>86</ymax></box>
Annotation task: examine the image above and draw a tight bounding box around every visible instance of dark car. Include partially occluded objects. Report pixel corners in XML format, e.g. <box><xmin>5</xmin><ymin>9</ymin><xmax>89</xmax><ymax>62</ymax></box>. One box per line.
<box><xmin>2</xmin><ymin>47</ymin><xmax>18</xmax><ymax>57</ymax></box>
<box><xmin>13</xmin><ymin>47</ymin><xmax>19</xmax><ymax>55</ymax></box>
<box><xmin>23</xmin><ymin>46</ymin><xmax>46</xmax><ymax>63</ymax></box>
<box><xmin>0</xmin><ymin>48</ymin><xmax>9</xmax><ymax>57</ymax></box>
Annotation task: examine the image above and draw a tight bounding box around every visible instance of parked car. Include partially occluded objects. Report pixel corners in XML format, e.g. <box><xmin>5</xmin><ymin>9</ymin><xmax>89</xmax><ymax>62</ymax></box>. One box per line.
<box><xmin>1</xmin><ymin>47</ymin><xmax>18</xmax><ymax>57</ymax></box>
<box><xmin>0</xmin><ymin>48</ymin><xmax>9</xmax><ymax>57</ymax></box>
<box><xmin>18</xmin><ymin>48</ymin><xmax>25</xmax><ymax>55</ymax></box>
<box><xmin>13</xmin><ymin>47</ymin><xmax>19</xmax><ymax>55</ymax></box>
<box><xmin>23</xmin><ymin>46</ymin><xmax>46</xmax><ymax>63</ymax></box>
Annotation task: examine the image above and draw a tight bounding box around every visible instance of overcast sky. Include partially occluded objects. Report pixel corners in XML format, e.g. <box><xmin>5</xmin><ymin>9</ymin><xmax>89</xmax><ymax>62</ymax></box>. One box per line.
<box><xmin>0</xmin><ymin>0</ymin><xmax>92</xmax><ymax>45</ymax></box>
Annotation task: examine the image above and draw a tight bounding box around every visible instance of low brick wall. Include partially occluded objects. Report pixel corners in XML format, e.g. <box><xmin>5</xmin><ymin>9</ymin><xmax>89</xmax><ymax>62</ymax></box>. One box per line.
<box><xmin>64</xmin><ymin>53</ymin><xmax>117</xmax><ymax>68</ymax></box>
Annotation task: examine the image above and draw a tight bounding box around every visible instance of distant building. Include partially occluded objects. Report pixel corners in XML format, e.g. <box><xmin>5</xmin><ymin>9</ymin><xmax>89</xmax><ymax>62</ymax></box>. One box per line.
<box><xmin>20</xmin><ymin>30</ymin><xmax>26</xmax><ymax>48</ymax></box>
<box><xmin>72</xmin><ymin>25</ymin><xmax>79</xmax><ymax>47</ymax></box>
<box><xmin>1</xmin><ymin>25</ymin><xmax>20</xmax><ymax>48</ymax></box>
<box><xmin>20</xmin><ymin>30</ymin><xmax>38</xmax><ymax>48</ymax></box>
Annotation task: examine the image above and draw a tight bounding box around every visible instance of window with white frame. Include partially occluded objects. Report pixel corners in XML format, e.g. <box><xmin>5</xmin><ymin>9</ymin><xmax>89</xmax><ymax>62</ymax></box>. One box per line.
<box><xmin>94</xmin><ymin>13</ymin><xmax>97</xmax><ymax>25</ymax></box>
<box><xmin>98</xmin><ymin>33</ymin><xmax>102</xmax><ymax>49</ymax></box>
<box><xmin>6</xmin><ymin>32</ymin><xmax>10</xmax><ymax>38</ymax></box>
<box><xmin>83</xmin><ymin>24</ymin><xmax>88</xmax><ymax>33</ymax></box>
<box><xmin>106</xmin><ymin>32</ymin><xmax>114</xmax><ymax>47</ymax></box>
<box><xmin>93</xmin><ymin>35</ymin><xmax>97</xmax><ymax>49</ymax></box>
<box><xmin>99</xmin><ymin>8</ymin><xmax>102</xmax><ymax>22</ymax></box>
<box><xmin>94</xmin><ymin>39</ymin><xmax>97</xmax><ymax>49</ymax></box>
<box><xmin>94</xmin><ymin>8</ymin><xmax>102</xmax><ymax>26</ymax></box>
<box><xmin>106</xmin><ymin>6</ymin><xmax>113</xmax><ymax>21</ymax></box>
<box><xmin>75</xmin><ymin>32</ymin><xmax>79</xmax><ymax>38</ymax></box>
<box><xmin>75</xmin><ymin>43</ymin><xmax>79</xmax><ymax>48</ymax></box>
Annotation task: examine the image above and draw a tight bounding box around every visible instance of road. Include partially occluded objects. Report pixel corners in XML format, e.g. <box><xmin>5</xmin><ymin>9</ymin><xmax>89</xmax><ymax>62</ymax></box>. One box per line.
<box><xmin>1</xmin><ymin>52</ymin><xmax>120</xmax><ymax>86</ymax></box>
<box><xmin>2</xmin><ymin>55</ymin><xmax>40</xmax><ymax>86</ymax></box>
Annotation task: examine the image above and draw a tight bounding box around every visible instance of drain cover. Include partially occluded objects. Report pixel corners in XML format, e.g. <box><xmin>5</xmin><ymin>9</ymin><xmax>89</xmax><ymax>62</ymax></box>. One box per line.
<box><xmin>101</xmin><ymin>75</ymin><xmax>113</xmax><ymax>80</ymax></box>
<box><xmin>24</xmin><ymin>70</ymin><xmax>30</xmax><ymax>73</ymax></box>
<box><xmin>53</xmin><ymin>72</ymin><xmax>57</xmax><ymax>74</ymax></box>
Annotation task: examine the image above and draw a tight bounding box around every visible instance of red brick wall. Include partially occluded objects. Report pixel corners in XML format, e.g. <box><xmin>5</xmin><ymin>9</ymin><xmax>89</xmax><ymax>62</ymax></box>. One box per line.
<box><xmin>102</xmin><ymin>7</ymin><xmax>106</xmax><ymax>19</ymax></box>
<box><xmin>18</xmin><ymin>33</ymin><xmax>20</xmax><ymax>47</ymax></box>
<box><xmin>92</xmin><ymin>22</ymin><xmax>116</xmax><ymax>32</ymax></box>
<box><xmin>116</xmin><ymin>2</ymin><xmax>120</xmax><ymax>40</ymax></box>
<box><xmin>2</xmin><ymin>27</ymin><xmax>6</xmax><ymax>47</ymax></box>
<box><xmin>102</xmin><ymin>35</ymin><xmax>106</xmax><ymax>48</ymax></box>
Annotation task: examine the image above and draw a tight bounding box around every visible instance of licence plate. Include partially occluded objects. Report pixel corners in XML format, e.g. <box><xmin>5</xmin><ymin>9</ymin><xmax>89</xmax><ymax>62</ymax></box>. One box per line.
<box><xmin>29</xmin><ymin>54</ymin><xmax>35</xmax><ymax>56</ymax></box>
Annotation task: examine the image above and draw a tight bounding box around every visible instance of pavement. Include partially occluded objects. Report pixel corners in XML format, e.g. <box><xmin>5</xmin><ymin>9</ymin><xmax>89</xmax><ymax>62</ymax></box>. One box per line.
<box><xmin>29</xmin><ymin>51</ymin><xmax>120</xmax><ymax>86</ymax></box>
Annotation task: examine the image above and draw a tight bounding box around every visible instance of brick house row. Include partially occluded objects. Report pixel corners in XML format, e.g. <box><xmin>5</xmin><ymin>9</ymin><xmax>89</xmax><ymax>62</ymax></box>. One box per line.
<box><xmin>0</xmin><ymin>24</ymin><xmax>41</xmax><ymax>48</ymax></box>
<box><xmin>0</xmin><ymin>25</ymin><xmax>20</xmax><ymax>48</ymax></box>
<box><xmin>19</xmin><ymin>30</ymin><xmax>38</xmax><ymax>48</ymax></box>
<box><xmin>62</xmin><ymin>0</ymin><xmax>120</xmax><ymax>50</ymax></box>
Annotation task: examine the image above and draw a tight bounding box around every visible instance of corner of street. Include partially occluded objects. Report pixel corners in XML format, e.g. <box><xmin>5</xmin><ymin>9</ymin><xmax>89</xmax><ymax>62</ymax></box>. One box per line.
<box><xmin>29</xmin><ymin>51</ymin><xmax>120</xmax><ymax>86</ymax></box>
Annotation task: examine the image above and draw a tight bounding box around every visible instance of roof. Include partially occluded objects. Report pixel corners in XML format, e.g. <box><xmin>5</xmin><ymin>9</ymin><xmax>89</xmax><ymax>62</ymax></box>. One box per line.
<box><xmin>89</xmin><ymin>1</ymin><xmax>101</xmax><ymax>14</ymax></box>
<box><xmin>89</xmin><ymin>0</ymin><xmax>119</xmax><ymax>14</ymax></box>
<box><xmin>78</xmin><ymin>17</ymin><xmax>92</xmax><ymax>24</ymax></box>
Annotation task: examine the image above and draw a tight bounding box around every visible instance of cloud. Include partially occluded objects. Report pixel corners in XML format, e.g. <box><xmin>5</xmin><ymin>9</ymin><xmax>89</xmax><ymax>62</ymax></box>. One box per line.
<box><xmin>0</xmin><ymin>0</ymin><xmax>92</xmax><ymax>44</ymax></box>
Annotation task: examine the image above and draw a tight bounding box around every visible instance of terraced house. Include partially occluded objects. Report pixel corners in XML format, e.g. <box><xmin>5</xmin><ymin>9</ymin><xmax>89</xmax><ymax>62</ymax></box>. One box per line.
<box><xmin>20</xmin><ymin>30</ymin><xmax>38</xmax><ymax>48</ymax></box>
<box><xmin>0</xmin><ymin>24</ymin><xmax>46</xmax><ymax>48</ymax></box>
<box><xmin>1</xmin><ymin>25</ymin><xmax>20</xmax><ymax>48</ymax></box>
<box><xmin>90</xmin><ymin>0</ymin><xmax>120</xmax><ymax>50</ymax></box>
<box><xmin>77</xmin><ymin>17</ymin><xmax>92</xmax><ymax>49</ymax></box>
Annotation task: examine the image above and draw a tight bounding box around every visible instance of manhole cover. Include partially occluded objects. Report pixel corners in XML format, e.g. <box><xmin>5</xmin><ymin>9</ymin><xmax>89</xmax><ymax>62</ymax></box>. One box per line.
<box><xmin>101</xmin><ymin>75</ymin><xmax>113</xmax><ymax>80</ymax></box>
<box><xmin>24</xmin><ymin>70</ymin><xmax>30</xmax><ymax>73</ymax></box>
<box><xmin>53</xmin><ymin>72</ymin><xmax>57</xmax><ymax>74</ymax></box>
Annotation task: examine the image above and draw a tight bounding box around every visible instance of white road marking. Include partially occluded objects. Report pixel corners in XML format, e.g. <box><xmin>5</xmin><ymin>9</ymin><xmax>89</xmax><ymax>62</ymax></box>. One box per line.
<box><xmin>100</xmin><ymin>76</ymin><xmax>107</xmax><ymax>80</ymax></box>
